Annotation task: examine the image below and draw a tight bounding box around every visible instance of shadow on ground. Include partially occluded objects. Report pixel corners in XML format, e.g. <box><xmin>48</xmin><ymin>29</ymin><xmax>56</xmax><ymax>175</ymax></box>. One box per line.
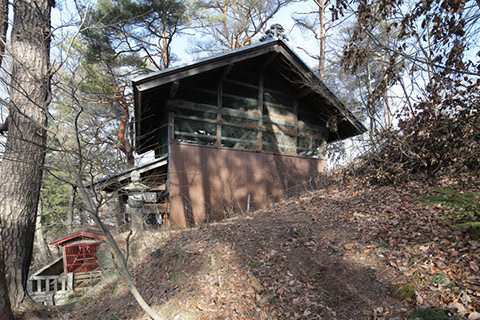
<box><xmin>19</xmin><ymin>189</ymin><xmax>413</xmax><ymax>320</ymax></box>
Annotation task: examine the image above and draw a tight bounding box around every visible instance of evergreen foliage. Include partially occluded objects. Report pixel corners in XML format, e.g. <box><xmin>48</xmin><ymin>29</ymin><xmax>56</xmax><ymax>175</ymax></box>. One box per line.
<box><xmin>83</xmin><ymin>0</ymin><xmax>189</xmax><ymax>69</ymax></box>
<box><xmin>260</xmin><ymin>24</ymin><xmax>288</xmax><ymax>41</ymax></box>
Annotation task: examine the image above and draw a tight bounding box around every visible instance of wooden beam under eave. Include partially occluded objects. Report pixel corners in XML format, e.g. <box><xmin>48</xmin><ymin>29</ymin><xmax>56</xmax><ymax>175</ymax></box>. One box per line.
<box><xmin>135</xmin><ymin>46</ymin><xmax>277</xmax><ymax>92</ymax></box>
<box><xmin>296</xmin><ymin>87</ymin><xmax>311</xmax><ymax>100</ymax></box>
<box><xmin>262</xmin><ymin>52</ymin><xmax>278</xmax><ymax>69</ymax></box>
<box><xmin>169</xmin><ymin>80</ymin><xmax>180</xmax><ymax>99</ymax></box>
<box><xmin>219</xmin><ymin>64</ymin><xmax>234</xmax><ymax>82</ymax></box>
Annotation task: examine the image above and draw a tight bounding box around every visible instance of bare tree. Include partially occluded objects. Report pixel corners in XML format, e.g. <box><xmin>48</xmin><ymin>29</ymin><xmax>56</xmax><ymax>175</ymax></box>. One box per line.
<box><xmin>292</xmin><ymin>0</ymin><xmax>330</xmax><ymax>77</ymax></box>
<box><xmin>44</xmin><ymin>53</ymin><xmax>165</xmax><ymax>317</ymax></box>
<box><xmin>192</xmin><ymin>0</ymin><xmax>293</xmax><ymax>53</ymax></box>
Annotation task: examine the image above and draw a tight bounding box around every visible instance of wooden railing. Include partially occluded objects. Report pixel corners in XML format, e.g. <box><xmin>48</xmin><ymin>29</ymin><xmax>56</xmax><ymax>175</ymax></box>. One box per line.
<box><xmin>28</xmin><ymin>271</ymin><xmax>102</xmax><ymax>305</ymax></box>
<box><xmin>27</xmin><ymin>273</ymin><xmax>74</xmax><ymax>295</ymax></box>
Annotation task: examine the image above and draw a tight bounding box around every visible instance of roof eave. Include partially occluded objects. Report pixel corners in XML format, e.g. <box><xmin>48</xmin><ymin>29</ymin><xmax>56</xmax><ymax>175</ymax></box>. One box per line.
<box><xmin>49</xmin><ymin>232</ymin><xmax>107</xmax><ymax>246</ymax></box>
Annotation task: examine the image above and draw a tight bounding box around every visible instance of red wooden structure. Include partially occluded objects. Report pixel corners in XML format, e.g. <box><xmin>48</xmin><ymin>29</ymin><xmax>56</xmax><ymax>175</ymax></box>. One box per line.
<box><xmin>50</xmin><ymin>230</ymin><xmax>106</xmax><ymax>274</ymax></box>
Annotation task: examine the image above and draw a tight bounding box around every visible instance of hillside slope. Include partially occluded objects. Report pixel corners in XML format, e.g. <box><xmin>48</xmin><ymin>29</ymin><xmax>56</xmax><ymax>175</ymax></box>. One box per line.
<box><xmin>22</xmin><ymin>178</ymin><xmax>480</xmax><ymax>320</ymax></box>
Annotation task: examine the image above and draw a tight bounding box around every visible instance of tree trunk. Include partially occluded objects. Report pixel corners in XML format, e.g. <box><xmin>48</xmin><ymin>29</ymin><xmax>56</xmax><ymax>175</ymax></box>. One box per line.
<box><xmin>114</xmin><ymin>193</ymin><xmax>126</xmax><ymax>226</ymax></box>
<box><xmin>35</xmin><ymin>202</ymin><xmax>52</xmax><ymax>265</ymax></box>
<box><xmin>0</xmin><ymin>1</ymin><xmax>14</xmax><ymax>316</ymax></box>
<box><xmin>0</xmin><ymin>248</ymin><xmax>14</xmax><ymax>320</ymax></box>
<box><xmin>67</xmin><ymin>186</ymin><xmax>76</xmax><ymax>233</ymax></box>
<box><xmin>318</xmin><ymin>0</ymin><xmax>326</xmax><ymax>79</ymax></box>
<box><xmin>75</xmin><ymin>180</ymin><xmax>163</xmax><ymax>320</ymax></box>
<box><xmin>0</xmin><ymin>0</ymin><xmax>51</xmax><ymax>308</ymax></box>
<box><xmin>0</xmin><ymin>0</ymin><xmax>8</xmax><ymax>67</ymax></box>
<box><xmin>0</xmin><ymin>0</ymin><xmax>9</xmax><ymax>133</ymax></box>
<box><xmin>365</xmin><ymin>61</ymin><xmax>376</xmax><ymax>143</ymax></box>
<box><xmin>117</xmin><ymin>98</ymin><xmax>134</xmax><ymax>167</ymax></box>
<box><xmin>384</xmin><ymin>86</ymin><xmax>393</xmax><ymax>128</ymax></box>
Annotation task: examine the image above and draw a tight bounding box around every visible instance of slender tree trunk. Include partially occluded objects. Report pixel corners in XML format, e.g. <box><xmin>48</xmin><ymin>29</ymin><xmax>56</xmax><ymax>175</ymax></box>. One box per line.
<box><xmin>384</xmin><ymin>86</ymin><xmax>392</xmax><ymax>128</ymax></box>
<box><xmin>0</xmin><ymin>0</ymin><xmax>9</xmax><ymax>133</ymax></box>
<box><xmin>35</xmin><ymin>202</ymin><xmax>51</xmax><ymax>264</ymax></box>
<box><xmin>67</xmin><ymin>186</ymin><xmax>77</xmax><ymax>233</ymax></box>
<box><xmin>318</xmin><ymin>0</ymin><xmax>326</xmax><ymax>79</ymax></box>
<box><xmin>381</xmin><ymin>54</ymin><xmax>393</xmax><ymax>128</ymax></box>
<box><xmin>365</xmin><ymin>61</ymin><xmax>376</xmax><ymax>143</ymax></box>
<box><xmin>161</xmin><ymin>29</ymin><xmax>170</xmax><ymax>69</ymax></box>
<box><xmin>75</xmin><ymin>179</ymin><xmax>163</xmax><ymax>320</ymax></box>
<box><xmin>0</xmin><ymin>0</ymin><xmax>7</xmax><ymax>67</ymax></box>
<box><xmin>117</xmin><ymin>98</ymin><xmax>134</xmax><ymax>167</ymax></box>
<box><xmin>114</xmin><ymin>193</ymin><xmax>126</xmax><ymax>226</ymax></box>
<box><xmin>0</xmin><ymin>0</ymin><xmax>51</xmax><ymax>308</ymax></box>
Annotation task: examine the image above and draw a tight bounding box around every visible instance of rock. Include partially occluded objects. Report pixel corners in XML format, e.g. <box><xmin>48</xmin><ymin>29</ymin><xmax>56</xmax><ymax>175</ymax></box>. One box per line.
<box><xmin>248</xmin><ymin>272</ymin><xmax>263</xmax><ymax>293</ymax></box>
<box><xmin>447</xmin><ymin>301</ymin><xmax>466</xmax><ymax>314</ymax></box>
<box><xmin>469</xmin><ymin>311</ymin><xmax>480</xmax><ymax>320</ymax></box>
<box><xmin>415</xmin><ymin>292</ymin><xmax>424</xmax><ymax>305</ymax></box>
<box><xmin>375</xmin><ymin>307</ymin><xmax>384</xmax><ymax>315</ymax></box>
<box><xmin>344</xmin><ymin>243</ymin><xmax>355</xmax><ymax>250</ymax></box>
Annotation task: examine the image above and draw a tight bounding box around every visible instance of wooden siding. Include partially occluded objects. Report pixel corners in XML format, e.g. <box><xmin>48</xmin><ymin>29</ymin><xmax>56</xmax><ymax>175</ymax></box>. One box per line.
<box><xmin>169</xmin><ymin>142</ymin><xmax>325</xmax><ymax>228</ymax></box>
<box><xmin>168</xmin><ymin>64</ymin><xmax>329</xmax><ymax>158</ymax></box>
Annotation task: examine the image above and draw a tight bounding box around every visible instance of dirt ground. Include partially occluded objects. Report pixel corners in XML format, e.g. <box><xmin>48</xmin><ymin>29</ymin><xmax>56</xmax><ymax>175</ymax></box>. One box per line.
<box><xmin>19</xmin><ymin>179</ymin><xmax>480</xmax><ymax>320</ymax></box>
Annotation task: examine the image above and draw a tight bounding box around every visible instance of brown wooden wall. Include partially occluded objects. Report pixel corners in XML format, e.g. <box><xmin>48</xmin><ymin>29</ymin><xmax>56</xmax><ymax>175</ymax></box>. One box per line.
<box><xmin>169</xmin><ymin>142</ymin><xmax>326</xmax><ymax>228</ymax></box>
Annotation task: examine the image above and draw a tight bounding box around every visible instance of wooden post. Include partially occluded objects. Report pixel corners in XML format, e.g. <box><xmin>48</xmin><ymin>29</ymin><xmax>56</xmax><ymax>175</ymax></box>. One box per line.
<box><xmin>167</xmin><ymin>111</ymin><xmax>174</xmax><ymax>229</ymax></box>
<box><xmin>257</xmin><ymin>70</ymin><xmax>264</xmax><ymax>150</ymax></box>
<box><xmin>67</xmin><ymin>273</ymin><xmax>74</xmax><ymax>290</ymax></box>
<box><xmin>63</xmin><ymin>246</ymin><xmax>68</xmax><ymax>274</ymax></box>
<box><xmin>293</xmin><ymin>100</ymin><xmax>298</xmax><ymax>155</ymax></box>
<box><xmin>61</xmin><ymin>277</ymin><xmax>65</xmax><ymax>291</ymax></box>
<box><xmin>216</xmin><ymin>81</ymin><xmax>222</xmax><ymax>146</ymax></box>
<box><xmin>37</xmin><ymin>280</ymin><xmax>42</xmax><ymax>293</ymax></box>
<box><xmin>216</xmin><ymin>65</ymin><xmax>232</xmax><ymax>147</ymax></box>
<box><xmin>45</xmin><ymin>279</ymin><xmax>49</xmax><ymax>293</ymax></box>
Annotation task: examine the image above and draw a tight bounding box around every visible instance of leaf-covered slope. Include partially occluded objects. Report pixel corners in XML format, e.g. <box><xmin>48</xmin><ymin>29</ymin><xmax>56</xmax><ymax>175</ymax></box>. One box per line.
<box><xmin>21</xmin><ymin>179</ymin><xmax>480</xmax><ymax>320</ymax></box>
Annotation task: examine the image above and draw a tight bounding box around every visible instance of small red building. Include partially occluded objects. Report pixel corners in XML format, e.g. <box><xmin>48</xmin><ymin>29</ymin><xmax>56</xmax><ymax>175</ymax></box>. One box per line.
<box><xmin>49</xmin><ymin>228</ymin><xmax>106</xmax><ymax>274</ymax></box>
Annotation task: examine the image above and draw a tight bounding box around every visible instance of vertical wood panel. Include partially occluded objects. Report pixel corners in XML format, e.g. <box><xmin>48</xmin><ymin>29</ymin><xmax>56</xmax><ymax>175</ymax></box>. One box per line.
<box><xmin>169</xmin><ymin>142</ymin><xmax>325</xmax><ymax>228</ymax></box>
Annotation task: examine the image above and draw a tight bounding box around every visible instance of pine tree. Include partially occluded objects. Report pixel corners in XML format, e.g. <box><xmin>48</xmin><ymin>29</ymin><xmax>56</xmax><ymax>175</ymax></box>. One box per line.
<box><xmin>0</xmin><ymin>0</ymin><xmax>52</xmax><ymax>308</ymax></box>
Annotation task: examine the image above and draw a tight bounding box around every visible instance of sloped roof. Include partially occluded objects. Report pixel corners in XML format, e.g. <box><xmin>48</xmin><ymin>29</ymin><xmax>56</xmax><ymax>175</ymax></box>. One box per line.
<box><xmin>133</xmin><ymin>39</ymin><xmax>366</xmax><ymax>153</ymax></box>
<box><xmin>86</xmin><ymin>155</ymin><xmax>168</xmax><ymax>192</ymax></box>
<box><xmin>49</xmin><ymin>227</ymin><xmax>107</xmax><ymax>246</ymax></box>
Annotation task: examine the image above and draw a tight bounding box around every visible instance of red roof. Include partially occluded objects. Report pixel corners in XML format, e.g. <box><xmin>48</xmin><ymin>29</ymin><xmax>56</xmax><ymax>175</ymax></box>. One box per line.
<box><xmin>49</xmin><ymin>230</ymin><xmax>107</xmax><ymax>246</ymax></box>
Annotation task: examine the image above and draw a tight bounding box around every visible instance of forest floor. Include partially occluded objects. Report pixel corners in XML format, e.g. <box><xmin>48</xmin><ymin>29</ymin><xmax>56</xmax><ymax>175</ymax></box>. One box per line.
<box><xmin>19</xmin><ymin>175</ymin><xmax>480</xmax><ymax>320</ymax></box>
